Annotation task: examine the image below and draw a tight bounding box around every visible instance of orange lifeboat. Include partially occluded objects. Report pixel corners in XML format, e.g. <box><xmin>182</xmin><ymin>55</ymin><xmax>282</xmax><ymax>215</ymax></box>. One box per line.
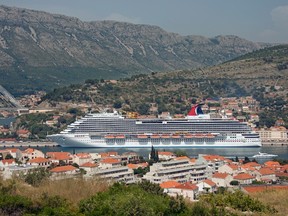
<box><xmin>195</xmin><ymin>133</ymin><xmax>203</xmax><ymax>138</ymax></box>
<box><xmin>137</xmin><ymin>134</ymin><xmax>148</xmax><ymax>139</ymax></box>
<box><xmin>184</xmin><ymin>134</ymin><xmax>193</xmax><ymax>139</ymax></box>
<box><xmin>115</xmin><ymin>135</ymin><xmax>125</xmax><ymax>139</ymax></box>
<box><xmin>105</xmin><ymin>135</ymin><xmax>115</xmax><ymax>139</ymax></box>
<box><xmin>206</xmin><ymin>133</ymin><xmax>215</xmax><ymax>138</ymax></box>
<box><xmin>151</xmin><ymin>134</ymin><xmax>160</xmax><ymax>139</ymax></box>
<box><xmin>172</xmin><ymin>134</ymin><xmax>181</xmax><ymax>139</ymax></box>
<box><xmin>161</xmin><ymin>134</ymin><xmax>170</xmax><ymax>139</ymax></box>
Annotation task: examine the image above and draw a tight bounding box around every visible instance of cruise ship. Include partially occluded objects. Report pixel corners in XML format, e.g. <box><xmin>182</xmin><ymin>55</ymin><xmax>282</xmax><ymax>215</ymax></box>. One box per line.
<box><xmin>48</xmin><ymin>105</ymin><xmax>261</xmax><ymax>148</ymax></box>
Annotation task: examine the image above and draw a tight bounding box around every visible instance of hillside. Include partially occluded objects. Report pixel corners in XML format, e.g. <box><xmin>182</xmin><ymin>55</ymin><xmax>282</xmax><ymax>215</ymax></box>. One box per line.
<box><xmin>0</xmin><ymin>5</ymin><xmax>268</xmax><ymax>95</ymax></box>
<box><xmin>42</xmin><ymin>45</ymin><xmax>288</xmax><ymax>116</ymax></box>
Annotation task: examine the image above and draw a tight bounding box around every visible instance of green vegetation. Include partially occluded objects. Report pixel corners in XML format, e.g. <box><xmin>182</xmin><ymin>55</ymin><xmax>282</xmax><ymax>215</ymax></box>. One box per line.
<box><xmin>16</xmin><ymin>113</ymin><xmax>75</xmax><ymax>140</ymax></box>
<box><xmin>0</xmin><ymin>177</ymin><xmax>282</xmax><ymax>215</ymax></box>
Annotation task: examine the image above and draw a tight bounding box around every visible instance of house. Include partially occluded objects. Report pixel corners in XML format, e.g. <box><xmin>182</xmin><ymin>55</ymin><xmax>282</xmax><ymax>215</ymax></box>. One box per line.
<box><xmin>80</xmin><ymin>162</ymin><xmax>98</xmax><ymax>174</ymax></box>
<box><xmin>143</xmin><ymin>157</ymin><xmax>207</xmax><ymax>184</ymax></box>
<box><xmin>73</xmin><ymin>153</ymin><xmax>92</xmax><ymax>166</ymax></box>
<box><xmin>196</xmin><ymin>179</ymin><xmax>217</xmax><ymax>193</ymax></box>
<box><xmin>233</xmin><ymin>173</ymin><xmax>255</xmax><ymax>185</ymax></box>
<box><xmin>161</xmin><ymin>181</ymin><xmax>199</xmax><ymax>201</ymax></box>
<box><xmin>16</xmin><ymin>129</ymin><xmax>31</xmax><ymax>138</ymax></box>
<box><xmin>46</xmin><ymin>152</ymin><xmax>73</xmax><ymax>164</ymax></box>
<box><xmin>218</xmin><ymin>164</ymin><xmax>240</xmax><ymax>175</ymax></box>
<box><xmin>212</xmin><ymin>172</ymin><xmax>233</xmax><ymax>187</ymax></box>
<box><xmin>49</xmin><ymin>165</ymin><xmax>78</xmax><ymax>179</ymax></box>
<box><xmin>27</xmin><ymin>157</ymin><xmax>51</xmax><ymax>168</ymax></box>
<box><xmin>99</xmin><ymin>158</ymin><xmax>122</xmax><ymax>169</ymax></box>
<box><xmin>254</xmin><ymin>168</ymin><xmax>277</xmax><ymax>182</ymax></box>
<box><xmin>0</xmin><ymin>159</ymin><xmax>16</xmax><ymax>168</ymax></box>
<box><xmin>158</xmin><ymin>151</ymin><xmax>176</xmax><ymax>161</ymax></box>
<box><xmin>20</xmin><ymin>148</ymin><xmax>45</xmax><ymax>162</ymax></box>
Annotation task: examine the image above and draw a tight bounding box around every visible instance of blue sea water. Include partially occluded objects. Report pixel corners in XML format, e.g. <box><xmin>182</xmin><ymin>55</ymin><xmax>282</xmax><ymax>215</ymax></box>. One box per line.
<box><xmin>20</xmin><ymin>145</ymin><xmax>288</xmax><ymax>161</ymax></box>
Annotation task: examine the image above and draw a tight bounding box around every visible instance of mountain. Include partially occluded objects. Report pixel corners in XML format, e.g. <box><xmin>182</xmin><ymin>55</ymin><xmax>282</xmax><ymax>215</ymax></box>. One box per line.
<box><xmin>0</xmin><ymin>5</ymin><xmax>268</xmax><ymax>95</ymax></box>
<box><xmin>42</xmin><ymin>45</ymin><xmax>288</xmax><ymax>116</ymax></box>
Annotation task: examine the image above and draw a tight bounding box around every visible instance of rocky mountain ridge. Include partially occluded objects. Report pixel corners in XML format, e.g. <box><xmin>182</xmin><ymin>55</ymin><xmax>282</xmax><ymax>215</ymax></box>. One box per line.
<box><xmin>0</xmin><ymin>5</ymin><xmax>268</xmax><ymax>94</ymax></box>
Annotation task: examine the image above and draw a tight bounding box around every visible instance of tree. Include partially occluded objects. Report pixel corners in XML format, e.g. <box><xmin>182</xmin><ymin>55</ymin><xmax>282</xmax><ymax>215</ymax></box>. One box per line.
<box><xmin>4</xmin><ymin>154</ymin><xmax>13</xmax><ymax>160</ymax></box>
<box><xmin>22</xmin><ymin>167</ymin><xmax>50</xmax><ymax>187</ymax></box>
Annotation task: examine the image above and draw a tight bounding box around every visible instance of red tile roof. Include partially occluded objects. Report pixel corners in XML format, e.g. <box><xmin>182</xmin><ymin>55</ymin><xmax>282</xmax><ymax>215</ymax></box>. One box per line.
<box><xmin>46</xmin><ymin>152</ymin><xmax>72</xmax><ymax>161</ymax></box>
<box><xmin>203</xmin><ymin>179</ymin><xmax>216</xmax><ymax>187</ymax></box>
<box><xmin>203</xmin><ymin>155</ymin><xmax>226</xmax><ymax>161</ymax></box>
<box><xmin>75</xmin><ymin>153</ymin><xmax>91</xmax><ymax>159</ymax></box>
<box><xmin>29</xmin><ymin>157</ymin><xmax>50</xmax><ymax>163</ymax></box>
<box><xmin>264</xmin><ymin>161</ymin><xmax>280</xmax><ymax>167</ymax></box>
<box><xmin>1</xmin><ymin>159</ymin><xmax>15</xmax><ymax>164</ymax></box>
<box><xmin>80</xmin><ymin>162</ymin><xmax>98</xmax><ymax>168</ymax></box>
<box><xmin>258</xmin><ymin>168</ymin><xmax>275</xmax><ymax>175</ymax></box>
<box><xmin>101</xmin><ymin>158</ymin><xmax>120</xmax><ymax>164</ymax></box>
<box><xmin>212</xmin><ymin>172</ymin><xmax>229</xmax><ymax>179</ymax></box>
<box><xmin>127</xmin><ymin>162</ymin><xmax>148</xmax><ymax>169</ymax></box>
<box><xmin>158</xmin><ymin>151</ymin><xmax>174</xmax><ymax>156</ymax></box>
<box><xmin>50</xmin><ymin>165</ymin><xmax>76</xmax><ymax>173</ymax></box>
<box><xmin>160</xmin><ymin>181</ymin><xmax>181</xmax><ymax>189</ymax></box>
<box><xmin>175</xmin><ymin>182</ymin><xmax>198</xmax><ymax>190</ymax></box>
<box><xmin>24</xmin><ymin>148</ymin><xmax>34</xmax><ymax>154</ymax></box>
<box><xmin>234</xmin><ymin>173</ymin><xmax>254</xmax><ymax>180</ymax></box>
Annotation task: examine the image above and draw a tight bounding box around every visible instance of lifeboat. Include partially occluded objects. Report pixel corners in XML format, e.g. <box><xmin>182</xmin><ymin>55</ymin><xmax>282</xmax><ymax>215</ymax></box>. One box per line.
<box><xmin>137</xmin><ymin>134</ymin><xmax>148</xmax><ymax>139</ymax></box>
<box><xmin>115</xmin><ymin>135</ymin><xmax>125</xmax><ymax>139</ymax></box>
<box><xmin>151</xmin><ymin>134</ymin><xmax>160</xmax><ymax>139</ymax></box>
<box><xmin>184</xmin><ymin>134</ymin><xmax>193</xmax><ymax>139</ymax></box>
<box><xmin>161</xmin><ymin>134</ymin><xmax>170</xmax><ymax>139</ymax></box>
<box><xmin>104</xmin><ymin>135</ymin><xmax>115</xmax><ymax>139</ymax></box>
<box><xmin>172</xmin><ymin>134</ymin><xmax>181</xmax><ymax>139</ymax></box>
<box><xmin>206</xmin><ymin>134</ymin><xmax>215</xmax><ymax>138</ymax></box>
<box><xmin>194</xmin><ymin>133</ymin><xmax>204</xmax><ymax>138</ymax></box>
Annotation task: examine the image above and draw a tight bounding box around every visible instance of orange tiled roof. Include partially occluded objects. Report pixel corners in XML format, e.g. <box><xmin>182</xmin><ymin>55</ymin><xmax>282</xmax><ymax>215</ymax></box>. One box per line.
<box><xmin>127</xmin><ymin>162</ymin><xmax>148</xmax><ymax>169</ymax></box>
<box><xmin>175</xmin><ymin>182</ymin><xmax>198</xmax><ymax>190</ymax></box>
<box><xmin>234</xmin><ymin>173</ymin><xmax>254</xmax><ymax>180</ymax></box>
<box><xmin>203</xmin><ymin>179</ymin><xmax>216</xmax><ymax>187</ymax></box>
<box><xmin>228</xmin><ymin>164</ymin><xmax>239</xmax><ymax>170</ymax></box>
<box><xmin>158</xmin><ymin>151</ymin><xmax>174</xmax><ymax>156</ymax></box>
<box><xmin>6</xmin><ymin>148</ymin><xmax>19</xmax><ymax>153</ymax></box>
<box><xmin>242</xmin><ymin>162</ymin><xmax>260</xmax><ymax>168</ymax></box>
<box><xmin>24</xmin><ymin>148</ymin><xmax>34</xmax><ymax>154</ymax></box>
<box><xmin>203</xmin><ymin>154</ymin><xmax>226</xmax><ymax>161</ymax></box>
<box><xmin>50</xmin><ymin>165</ymin><xmax>76</xmax><ymax>173</ymax></box>
<box><xmin>212</xmin><ymin>172</ymin><xmax>229</xmax><ymax>179</ymax></box>
<box><xmin>160</xmin><ymin>180</ymin><xmax>181</xmax><ymax>189</ymax></box>
<box><xmin>101</xmin><ymin>158</ymin><xmax>120</xmax><ymax>164</ymax></box>
<box><xmin>80</xmin><ymin>162</ymin><xmax>98</xmax><ymax>168</ymax></box>
<box><xmin>17</xmin><ymin>129</ymin><xmax>30</xmax><ymax>134</ymax></box>
<box><xmin>75</xmin><ymin>153</ymin><xmax>91</xmax><ymax>159</ymax></box>
<box><xmin>29</xmin><ymin>157</ymin><xmax>50</xmax><ymax>163</ymax></box>
<box><xmin>46</xmin><ymin>152</ymin><xmax>72</xmax><ymax>161</ymax></box>
<box><xmin>264</xmin><ymin>161</ymin><xmax>280</xmax><ymax>167</ymax></box>
<box><xmin>258</xmin><ymin>168</ymin><xmax>275</xmax><ymax>175</ymax></box>
<box><xmin>99</xmin><ymin>151</ymin><xmax>118</xmax><ymax>158</ymax></box>
<box><xmin>1</xmin><ymin>159</ymin><xmax>15</xmax><ymax>164</ymax></box>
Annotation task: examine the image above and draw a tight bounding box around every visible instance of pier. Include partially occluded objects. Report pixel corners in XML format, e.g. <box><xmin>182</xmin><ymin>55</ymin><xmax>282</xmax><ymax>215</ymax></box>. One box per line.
<box><xmin>261</xmin><ymin>141</ymin><xmax>288</xmax><ymax>147</ymax></box>
<box><xmin>0</xmin><ymin>141</ymin><xmax>59</xmax><ymax>148</ymax></box>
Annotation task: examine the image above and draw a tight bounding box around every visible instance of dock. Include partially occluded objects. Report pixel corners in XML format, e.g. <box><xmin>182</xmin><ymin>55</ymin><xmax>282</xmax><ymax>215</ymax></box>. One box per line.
<box><xmin>261</xmin><ymin>141</ymin><xmax>288</xmax><ymax>147</ymax></box>
<box><xmin>0</xmin><ymin>141</ymin><xmax>59</xmax><ymax>148</ymax></box>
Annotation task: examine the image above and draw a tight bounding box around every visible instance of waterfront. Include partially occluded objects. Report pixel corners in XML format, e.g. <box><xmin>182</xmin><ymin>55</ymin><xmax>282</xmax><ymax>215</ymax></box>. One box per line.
<box><xmin>2</xmin><ymin>144</ymin><xmax>287</xmax><ymax>161</ymax></box>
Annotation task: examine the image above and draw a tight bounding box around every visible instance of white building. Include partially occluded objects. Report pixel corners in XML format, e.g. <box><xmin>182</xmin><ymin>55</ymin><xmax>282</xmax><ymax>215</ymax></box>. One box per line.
<box><xmin>143</xmin><ymin>157</ymin><xmax>207</xmax><ymax>184</ymax></box>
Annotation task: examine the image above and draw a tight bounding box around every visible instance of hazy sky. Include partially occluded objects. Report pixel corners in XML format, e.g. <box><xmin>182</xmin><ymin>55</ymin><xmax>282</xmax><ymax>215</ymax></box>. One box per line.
<box><xmin>1</xmin><ymin>0</ymin><xmax>288</xmax><ymax>43</ymax></box>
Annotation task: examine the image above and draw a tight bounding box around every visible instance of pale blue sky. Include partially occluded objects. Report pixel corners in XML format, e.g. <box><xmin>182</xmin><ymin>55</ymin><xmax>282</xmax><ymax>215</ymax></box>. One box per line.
<box><xmin>1</xmin><ymin>0</ymin><xmax>288</xmax><ymax>43</ymax></box>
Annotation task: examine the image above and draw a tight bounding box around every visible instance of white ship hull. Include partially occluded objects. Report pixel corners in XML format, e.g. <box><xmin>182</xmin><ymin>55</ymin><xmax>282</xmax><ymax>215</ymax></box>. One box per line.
<box><xmin>49</xmin><ymin>133</ymin><xmax>261</xmax><ymax>148</ymax></box>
